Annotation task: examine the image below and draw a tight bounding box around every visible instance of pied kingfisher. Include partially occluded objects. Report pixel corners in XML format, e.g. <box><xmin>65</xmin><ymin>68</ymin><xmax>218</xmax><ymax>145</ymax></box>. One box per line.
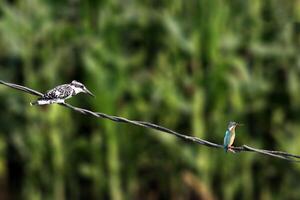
<box><xmin>30</xmin><ymin>80</ymin><xmax>94</xmax><ymax>106</ymax></box>
<box><xmin>223</xmin><ymin>121</ymin><xmax>243</xmax><ymax>153</ymax></box>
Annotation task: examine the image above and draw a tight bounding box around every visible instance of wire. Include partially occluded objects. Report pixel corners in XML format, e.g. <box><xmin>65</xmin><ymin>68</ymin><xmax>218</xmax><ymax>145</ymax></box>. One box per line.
<box><xmin>1</xmin><ymin>79</ymin><xmax>300</xmax><ymax>162</ymax></box>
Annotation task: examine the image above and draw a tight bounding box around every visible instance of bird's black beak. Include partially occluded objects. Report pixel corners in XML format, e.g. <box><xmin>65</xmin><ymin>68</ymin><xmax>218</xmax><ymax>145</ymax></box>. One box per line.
<box><xmin>84</xmin><ymin>88</ymin><xmax>95</xmax><ymax>97</ymax></box>
<box><xmin>237</xmin><ymin>123</ymin><xmax>244</xmax><ymax>127</ymax></box>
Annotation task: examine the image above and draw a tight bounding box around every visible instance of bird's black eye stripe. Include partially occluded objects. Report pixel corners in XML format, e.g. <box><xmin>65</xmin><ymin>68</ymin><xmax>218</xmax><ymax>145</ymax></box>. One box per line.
<box><xmin>74</xmin><ymin>83</ymin><xmax>83</xmax><ymax>88</ymax></box>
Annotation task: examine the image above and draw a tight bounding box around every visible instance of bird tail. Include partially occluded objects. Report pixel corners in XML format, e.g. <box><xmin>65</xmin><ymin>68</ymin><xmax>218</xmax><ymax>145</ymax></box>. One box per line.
<box><xmin>224</xmin><ymin>145</ymin><xmax>228</xmax><ymax>152</ymax></box>
<box><xmin>30</xmin><ymin>101</ymin><xmax>39</xmax><ymax>106</ymax></box>
<box><xmin>30</xmin><ymin>99</ymin><xmax>64</xmax><ymax>106</ymax></box>
<box><xmin>30</xmin><ymin>98</ymin><xmax>51</xmax><ymax>106</ymax></box>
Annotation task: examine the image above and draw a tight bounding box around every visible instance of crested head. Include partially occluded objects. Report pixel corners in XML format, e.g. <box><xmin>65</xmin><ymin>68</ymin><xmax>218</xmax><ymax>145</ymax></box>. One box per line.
<box><xmin>70</xmin><ymin>80</ymin><xmax>95</xmax><ymax>97</ymax></box>
<box><xmin>71</xmin><ymin>80</ymin><xmax>84</xmax><ymax>88</ymax></box>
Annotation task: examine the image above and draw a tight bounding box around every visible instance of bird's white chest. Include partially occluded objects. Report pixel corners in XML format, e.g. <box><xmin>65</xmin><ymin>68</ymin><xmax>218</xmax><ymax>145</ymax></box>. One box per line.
<box><xmin>71</xmin><ymin>86</ymin><xmax>82</xmax><ymax>95</ymax></box>
<box><xmin>229</xmin><ymin>132</ymin><xmax>235</xmax><ymax>146</ymax></box>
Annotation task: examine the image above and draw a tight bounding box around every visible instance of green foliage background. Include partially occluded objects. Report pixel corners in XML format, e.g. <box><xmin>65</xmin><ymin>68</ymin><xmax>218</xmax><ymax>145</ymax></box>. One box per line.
<box><xmin>0</xmin><ymin>0</ymin><xmax>300</xmax><ymax>199</ymax></box>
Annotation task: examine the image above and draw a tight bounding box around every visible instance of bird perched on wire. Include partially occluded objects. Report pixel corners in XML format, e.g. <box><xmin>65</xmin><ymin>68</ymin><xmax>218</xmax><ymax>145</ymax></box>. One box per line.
<box><xmin>30</xmin><ymin>80</ymin><xmax>94</xmax><ymax>106</ymax></box>
<box><xmin>223</xmin><ymin>121</ymin><xmax>243</xmax><ymax>153</ymax></box>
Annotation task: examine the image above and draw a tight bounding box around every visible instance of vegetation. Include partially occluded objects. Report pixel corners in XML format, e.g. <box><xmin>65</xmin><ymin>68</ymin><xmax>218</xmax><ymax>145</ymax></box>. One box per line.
<box><xmin>0</xmin><ymin>0</ymin><xmax>300</xmax><ymax>199</ymax></box>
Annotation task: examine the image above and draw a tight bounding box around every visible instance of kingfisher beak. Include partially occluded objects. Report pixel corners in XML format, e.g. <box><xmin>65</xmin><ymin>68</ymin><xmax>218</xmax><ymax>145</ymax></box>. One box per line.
<box><xmin>84</xmin><ymin>88</ymin><xmax>95</xmax><ymax>97</ymax></box>
<box><xmin>237</xmin><ymin>123</ymin><xmax>243</xmax><ymax>127</ymax></box>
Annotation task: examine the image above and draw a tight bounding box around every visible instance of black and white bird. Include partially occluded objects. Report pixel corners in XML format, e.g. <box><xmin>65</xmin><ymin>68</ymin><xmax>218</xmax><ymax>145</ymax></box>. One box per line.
<box><xmin>30</xmin><ymin>80</ymin><xmax>95</xmax><ymax>106</ymax></box>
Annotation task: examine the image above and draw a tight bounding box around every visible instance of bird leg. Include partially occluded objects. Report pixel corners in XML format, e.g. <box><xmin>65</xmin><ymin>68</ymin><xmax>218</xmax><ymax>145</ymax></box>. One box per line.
<box><xmin>227</xmin><ymin>146</ymin><xmax>236</xmax><ymax>153</ymax></box>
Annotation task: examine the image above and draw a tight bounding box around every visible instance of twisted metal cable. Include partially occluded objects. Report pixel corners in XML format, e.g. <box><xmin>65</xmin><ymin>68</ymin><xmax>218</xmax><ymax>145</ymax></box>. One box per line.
<box><xmin>1</xmin><ymin>79</ymin><xmax>300</xmax><ymax>162</ymax></box>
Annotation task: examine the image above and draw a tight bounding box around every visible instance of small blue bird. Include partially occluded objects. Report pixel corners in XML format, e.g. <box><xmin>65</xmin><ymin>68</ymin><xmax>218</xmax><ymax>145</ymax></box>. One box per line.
<box><xmin>223</xmin><ymin>121</ymin><xmax>242</xmax><ymax>152</ymax></box>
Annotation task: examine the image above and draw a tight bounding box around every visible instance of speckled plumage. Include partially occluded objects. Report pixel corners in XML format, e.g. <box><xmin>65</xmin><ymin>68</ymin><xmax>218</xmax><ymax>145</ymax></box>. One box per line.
<box><xmin>30</xmin><ymin>80</ymin><xmax>94</xmax><ymax>105</ymax></box>
<box><xmin>43</xmin><ymin>84</ymin><xmax>74</xmax><ymax>100</ymax></box>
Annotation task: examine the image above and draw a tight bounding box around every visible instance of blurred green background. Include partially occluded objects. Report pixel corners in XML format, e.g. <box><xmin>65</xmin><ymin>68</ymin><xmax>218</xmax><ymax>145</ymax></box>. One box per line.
<box><xmin>0</xmin><ymin>0</ymin><xmax>300</xmax><ymax>199</ymax></box>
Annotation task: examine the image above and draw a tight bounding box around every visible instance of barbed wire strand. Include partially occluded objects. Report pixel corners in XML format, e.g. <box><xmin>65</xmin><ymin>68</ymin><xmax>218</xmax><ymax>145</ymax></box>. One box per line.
<box><xmin>1</xmin><ymin>79</ymin><xmax>300</xmax><ymax>162</ymax></box>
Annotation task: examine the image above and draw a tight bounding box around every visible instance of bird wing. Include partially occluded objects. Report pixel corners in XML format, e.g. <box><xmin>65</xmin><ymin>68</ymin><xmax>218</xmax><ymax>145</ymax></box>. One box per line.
<box><xmin>223</xmin><ymin>130</ymin><xmax>231</xmax><ymax>148</ymax></box>
<box><xmin>42</xmin><ymin>84</ymin><xmax>72</xmax><ymax>99</ymax></box>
